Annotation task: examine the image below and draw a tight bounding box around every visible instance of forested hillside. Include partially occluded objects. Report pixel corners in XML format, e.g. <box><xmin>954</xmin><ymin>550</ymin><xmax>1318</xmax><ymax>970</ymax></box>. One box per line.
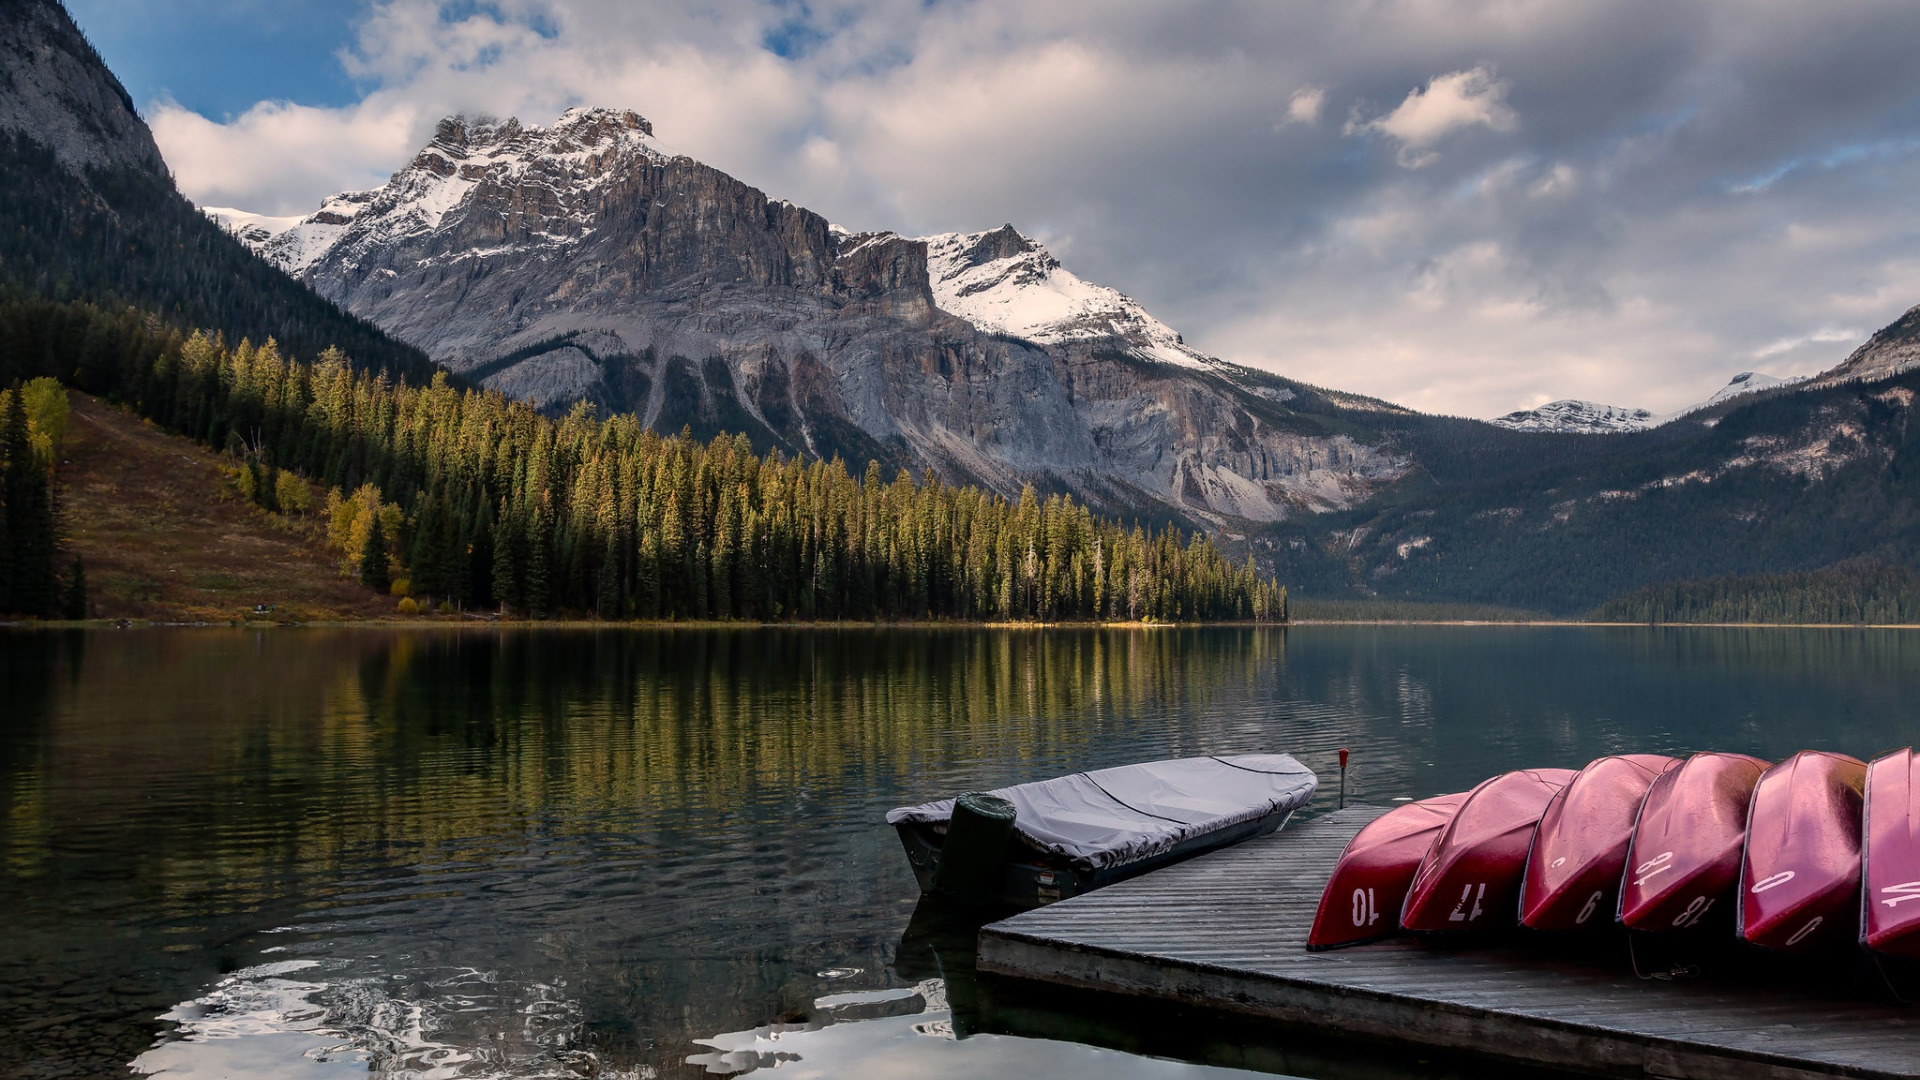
<box><xmin>0</xmin><ymin>133</ymin><xmax>434</xmax><ymax>384</ymax></box>
<box><xmin>0</xmin><ymin>378</ymin><xmax>67</xmax><ymax>616</ymax></box>
<box><xmin>0</xmin><ymin>299</ymin><xmax>1283</xmax><ymax>621</ymax></box>
<box><xmin>1263</xmin><ymin>372</ymin><xmax>1920</xmax><ymax>614</ymax></box>
<box><xmin>0</xmin><ymin>0</ymin><xmax>433</xmax><ymax>383</ymax></box>
<box><xmin>1591</xmin><ymin>562</ymin><xmax>1920</xmax><ymax>625</ymax></box>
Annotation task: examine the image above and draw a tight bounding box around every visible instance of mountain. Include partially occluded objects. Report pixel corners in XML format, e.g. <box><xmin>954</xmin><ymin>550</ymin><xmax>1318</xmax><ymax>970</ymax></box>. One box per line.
<box><xmin>1809</xmin><ymin>303</ymin><xmax>1920</xmax><ymax>387</ymax></box>
<box><xmin>1487</xmin><ymin>399</ymin><xmax>1658</xmax><ymax>434</ymax></box>
<box><xmin>1266</xmin><ymin>349</ymin><xmax>1920</xmax><ymax>613</ymax></box>
<box><xmin>0</xmin><ymin>0</ymin><xmax>432</xmax><ymax>383</ymax></box>
<box><xmin>1487</xmin><ymin>372</ymin><xmax>1803</xmax><ymax>434</ymax></box>
<box><xmin>215</xmin><ymin>108</ymin><xmax>1413</xmax><ymax>525</ymax></box>
<box><xmin>919</xmin><ymin>225</ymin><xmax>1220</xmax><ymax>371</ymax></box>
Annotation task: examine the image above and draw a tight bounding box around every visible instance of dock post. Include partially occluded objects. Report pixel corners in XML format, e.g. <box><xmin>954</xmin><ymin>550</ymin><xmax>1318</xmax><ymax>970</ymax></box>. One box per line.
<box><xmin>1338</xmin><ymin>748</ymin><xmax>1348</xmax><ymax>809</ymax></box>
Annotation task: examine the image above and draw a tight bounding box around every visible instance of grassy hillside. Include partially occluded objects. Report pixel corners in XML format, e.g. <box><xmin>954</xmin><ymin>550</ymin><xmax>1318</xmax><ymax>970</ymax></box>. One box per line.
<box><xmin>58</xmin><ymin>391</ymin><xmax>392</xmax><ymax>621</ymax></box>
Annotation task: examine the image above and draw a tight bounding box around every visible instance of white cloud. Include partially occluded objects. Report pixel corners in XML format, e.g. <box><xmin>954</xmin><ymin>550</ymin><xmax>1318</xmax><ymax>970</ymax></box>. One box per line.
<box><xmin>1752</xmin><ymin>327</ymin><xmax>1864</xmax><ymax>359</ymax></box>
<box><xmin>150</xmin><ymin>98</ymin><xmax>424</xmax><ymax>215</ymax></box>
<box><xmin>1352</xmin><ymin>65</ymin><xmax>1516</xmax><ymax>168</ymax></box>
<box><xmin>1279</xmin><ymin>86</ymin><xmax>1326</xmax><ymax>127</ymax></box>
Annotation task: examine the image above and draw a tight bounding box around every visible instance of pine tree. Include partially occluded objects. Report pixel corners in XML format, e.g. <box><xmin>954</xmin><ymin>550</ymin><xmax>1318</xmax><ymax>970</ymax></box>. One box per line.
<box><xmin>596</xmin><ymin>527</ymin><xmax>622</xmax><ymax>619</ymax></box>
<box><xmin>525</xmin><ymin>494</ymin><xmax>553</xmax><ymax>619</ymax></box>
<box><xmin>361</xmin><ymin>513</ymin><xmax>391</xmax><ymax>592</ymax></box>
<box><xmin>2</xmin><ymin>389</ymin><xmax>54</xmax><ymax>615</ymax></box>
<box><xmin>492</xmin><ymin>496</ymin><xmax>521</xmax><ymax>615</ymax></box>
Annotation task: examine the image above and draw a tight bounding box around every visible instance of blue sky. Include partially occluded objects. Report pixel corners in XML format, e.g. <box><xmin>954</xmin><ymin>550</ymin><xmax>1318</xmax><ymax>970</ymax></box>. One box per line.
<box><xmin>60</xmin><ymin>0</ymin><xmax>1920</xmax><ymax>420</ymax></box>
<box><xmin>68</xmin><ymin>0</ymin><xmax>366</xmax><ymax>116</ymax></box>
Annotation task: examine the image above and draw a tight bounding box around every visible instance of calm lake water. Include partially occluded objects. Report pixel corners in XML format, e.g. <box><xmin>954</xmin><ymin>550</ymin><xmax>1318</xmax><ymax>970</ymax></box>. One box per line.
<box><xmin>2</xmin><ymin>625</ymin><xmax>1916</xmax><ymax>1079</ymax></box>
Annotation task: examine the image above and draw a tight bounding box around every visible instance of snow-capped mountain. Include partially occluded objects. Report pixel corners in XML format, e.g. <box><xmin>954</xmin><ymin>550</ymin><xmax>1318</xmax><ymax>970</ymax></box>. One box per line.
<box><xmin>1488</xmin><ymin>371</ymin><xmax>1805</xmax><ymax>434</ymax></box>
<box><xmin>1487</xmin><ymin>399</ymin><xmax>1658</xmax><ymax>434</ymax></box>
<box><xmin>204</xmin><ymin>207</ymin><xmax>302</xmax><ymax>247</ymax></box>
<box><xmin>211</xmin><ymin>107</ymin><xmax>1407</xmax><ymax>524</ymax></box>
<box><xmin>229</xmin><ymin>109</ymin><xmax>670</xmax><ymax>279</ymax></box>
<box><xmin>920</xmin><ymin>226</ymin><xmax>1218</xmax><ymax>370</ymax></box>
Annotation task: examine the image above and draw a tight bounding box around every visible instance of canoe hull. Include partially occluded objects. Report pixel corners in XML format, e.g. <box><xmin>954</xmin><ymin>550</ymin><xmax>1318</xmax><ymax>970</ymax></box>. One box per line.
<box><xmin>1618</xmin><ymin>752</ymin><xmax>1768</xmax><ymax>933</ymax></box>
<box><xmin>1308</xmin><ymin>792</ymin><xmax>1468</xmax><ymax>950</ymax></box>
<box><xmin>1401</xmin><ymin>769</ymin><xmax>1576</xmax><ymax>935</ymax></box>
<box><xmin>1738</xmin><ymin>751</ymin><xmax>1866</xmax><ymax>953</ymax></box>
<box><xmin>1863</xmin><ymin>748</ymin><xmax>1920</xmax><ymax>962</ymax></box>
<box><xmin>1520</xmin><ymin>754</ymin><xmax>1679</xmax><ymax>932</ymax></box>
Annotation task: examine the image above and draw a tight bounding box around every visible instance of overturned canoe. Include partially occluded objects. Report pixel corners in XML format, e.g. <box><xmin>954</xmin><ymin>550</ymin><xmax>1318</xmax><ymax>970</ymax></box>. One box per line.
<box><xmin>1308</xmin><ymin>791</ymin><xmax>1469</xmax><ymax>950</ymax></box>
<box><xmin>1738</xmin><ymin>750</ymin><xmax>1867</xmax><ymax>953</ymax></box>
<box><xmin>1862</xmin><ymin>748</ymin><xmax>1920</xmax><ymax>962</ymax></box>
<box><xmin>1401</xmin><ymin>768</ymin><xmax>1575</xmax><ymax>934</ymax></box>
<box><xmin>1520</xmin><ymin>754</ymin><xmax>1679</xmax><ymax>932</ymax></box>
<box><xmin>1618</xmin><ymin>752</ymin><xmax>1768</xmax><ymax>932</ymax></box>
<box><xmin>887</xmin><ymin>754</ymin><xmax>1317</xmax><ymax>909</ymax></box>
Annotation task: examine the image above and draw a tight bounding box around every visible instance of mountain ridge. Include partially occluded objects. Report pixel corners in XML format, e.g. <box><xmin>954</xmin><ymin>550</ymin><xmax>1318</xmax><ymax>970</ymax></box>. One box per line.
<box><xmin>1487</xmin><ymin>371</ymin><xmax>1805</xmax><ymax>434</ymax></box>
<box><xmin>0</xmin><ymin>0</ymin><xmax>434</xmax><ymax>382</ymax></box>
<box><xmin>209</xmin><ymin>106</ymin><xmax>1414</xmax><ymax>526</ymax></box>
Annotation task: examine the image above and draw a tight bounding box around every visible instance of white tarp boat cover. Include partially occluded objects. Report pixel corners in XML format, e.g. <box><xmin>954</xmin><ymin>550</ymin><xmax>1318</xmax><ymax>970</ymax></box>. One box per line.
<box><xmin>885</xmin><ymin>754</ymin><xmax>1318</xmax><ymax>871</ymax></box>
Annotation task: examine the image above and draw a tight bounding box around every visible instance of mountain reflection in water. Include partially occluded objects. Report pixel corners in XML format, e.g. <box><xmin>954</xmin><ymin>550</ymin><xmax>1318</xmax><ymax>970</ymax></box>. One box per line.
<box><xmin>1</xmin><ymin>625</ymin><xmax>1914</xmax><ymax>1079</ymax></box>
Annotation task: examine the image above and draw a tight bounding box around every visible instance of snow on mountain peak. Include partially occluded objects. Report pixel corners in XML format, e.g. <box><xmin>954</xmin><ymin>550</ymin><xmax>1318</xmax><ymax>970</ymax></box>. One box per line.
<box><xmin>1488</xmin><ymin>399</ymin><xmax>1657</xmax><ymax>434</ymax></box>
<box><xmin>203</xmin><ymin>207</ymin><xmax>303</xmax><ymax>246</ymax></box>
<box><xmin>229</xmin><ymin>108</ymin><xmax>670</xmax><ymax>276</ymax></box>
<box><xmin>1487</xmin><ymin>371</ymin><xmax>1806</xmax><ymax>433</ymax></box>
<box><xmin>1692</xmin><ymin>370</ymin><xmax>1800</xmax><ymax>410</ymax></box>
<box><xmin>920</xmin><ymin>226</ymin><xmax>1218</xmax><ymax>370</ymax></box>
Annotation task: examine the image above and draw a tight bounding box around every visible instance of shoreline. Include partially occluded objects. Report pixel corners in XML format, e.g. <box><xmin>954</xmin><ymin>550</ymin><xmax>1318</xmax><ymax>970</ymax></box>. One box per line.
<box><xmin>11</xmin><ymin>617</ymin><xmax>1920</xmax><ymax>630</ymax></box>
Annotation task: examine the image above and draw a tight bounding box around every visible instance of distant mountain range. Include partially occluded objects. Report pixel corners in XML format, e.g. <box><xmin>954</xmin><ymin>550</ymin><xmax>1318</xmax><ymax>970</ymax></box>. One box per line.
<box><xmin>1487</xmin><ymin>372</ymin><xmax>1805</xmax><ymax>434</ymax></box>
<box><xmin>13</xmin><ymin>0</ymin><xmax>1920</xmax><ymax>615</ymax></box>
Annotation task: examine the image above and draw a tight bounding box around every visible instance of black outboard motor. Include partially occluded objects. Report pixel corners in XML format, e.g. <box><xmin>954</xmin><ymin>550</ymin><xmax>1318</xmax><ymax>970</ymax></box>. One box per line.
<box><xmin>931</xmin><ymin>792</ymin><xmax>1017</xmax><ymax>904</ymax></box>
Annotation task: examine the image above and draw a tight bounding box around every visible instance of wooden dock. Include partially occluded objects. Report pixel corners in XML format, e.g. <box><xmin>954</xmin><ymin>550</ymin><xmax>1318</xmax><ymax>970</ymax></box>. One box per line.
<box><xmin>978</xmin><ymin>806</ymin><xmax>1920</xmax><ymax>1080</ymax></box>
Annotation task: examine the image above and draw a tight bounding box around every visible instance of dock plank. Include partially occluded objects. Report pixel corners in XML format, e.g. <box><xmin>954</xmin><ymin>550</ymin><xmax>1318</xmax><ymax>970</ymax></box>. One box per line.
<box><xmin>978</xmin><ymin>806</ymin><xmax>1920</xmax><ymax>1080</ymax></box>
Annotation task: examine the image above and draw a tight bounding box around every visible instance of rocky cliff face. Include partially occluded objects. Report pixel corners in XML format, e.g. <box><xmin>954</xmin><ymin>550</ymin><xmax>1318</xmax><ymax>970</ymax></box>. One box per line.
<box><xmin>221</xmin><ymin>108</ymin><xmax>1409</xmax><ymax>525</ymax></box>
<box><xmin>0</xmin><ymin>0</ymin><xmax>432</xmax><ymax>380</ymax></box>
<box><xmin>1811</xmin><ymin>303</ymin><xmax>1920</xmax><ymax>387</ymax></box>
<box><xmin>0</xmin><ymin>0</ymin><xmax>167</xmax><ymax>177</ymax></box>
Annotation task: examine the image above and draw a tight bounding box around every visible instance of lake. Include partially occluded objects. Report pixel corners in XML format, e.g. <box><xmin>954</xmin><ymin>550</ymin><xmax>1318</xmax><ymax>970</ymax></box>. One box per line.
<box><xmin>2</xmin><ymin>625</ymin><xmax>1915</xmax><ymax>1079</ymax></box>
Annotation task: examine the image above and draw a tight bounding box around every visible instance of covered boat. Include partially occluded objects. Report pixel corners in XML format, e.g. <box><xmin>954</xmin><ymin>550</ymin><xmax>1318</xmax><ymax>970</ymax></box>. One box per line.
<box><xmin>1617</xmin><ymin>752</ymin><xmax>1768</xmax><ymax>932</ymax></box>
<box><xmin>1864</xmin><ymin>748</ymin><xmax>1920</xmax><ymax>962</ymax></box>
<box><xmin>887</xmin><ymin>754</ymin><xmax>1317</xmax><ymax>909</ymax></box>
<box><xmin>1400</xmin><ymin>768</ymin><xmax>1575</xmax><ymax>934</ymax></box>
<box><xmin>1308</xmin><ymin>791</ymin><xmax>1468</xmax><ymax>950</ymax></box>
<box><xmin>1737</xmin><ymin>750</ymin><xmax>1866</xmax><ymax>953</ymax></box>
<box><xmin>1519</xmin><ymin>754</ymin><xmax>1678</xmax><ymax>932</ymax></box>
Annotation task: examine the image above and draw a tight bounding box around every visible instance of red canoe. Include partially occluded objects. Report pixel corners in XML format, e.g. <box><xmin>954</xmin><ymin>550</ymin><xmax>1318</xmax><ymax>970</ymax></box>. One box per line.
<box><xmin>1737</xmin><ymin>750</ymin><xmax>1867</xmax><ymax>953</ymax></box>
<box><xmin>1519</xmin><ymin>754</ymin><xmax>1679</xmax><ymax>932</ymax></box>
<box><xmin>1862</xmin><ymin>748</ymin><xmax>1920</xmax><ymax>961</ymax></box>
<box><xmin>1307</xmin><ymin>792</ymin><xmax>1469</xmax><ymax>950</ymax></box>
<box><xmin>1618</xmin><ymin>752</ymin><xmax>1768</xmax><ymax>932</ymax></box>
<box><xmin>1401</xmin><ymin>769</ymin><xmax>1576</xmax><ymax>934</ymax></box>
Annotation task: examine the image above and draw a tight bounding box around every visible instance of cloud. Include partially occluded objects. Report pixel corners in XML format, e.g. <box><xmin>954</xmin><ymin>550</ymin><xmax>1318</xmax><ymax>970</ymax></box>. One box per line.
<box><xmin>111</xmin><ymin>0</ymin><xmax>1920</xmax><ymax>419</ymax></box>
<box><xmin>1279</xmin><ymin>86</ymin><xmax>1325</xmax><ymax>128</ymax></box>
<box><xmin>151</xmin><ymin>97</ymin><xmax>424</xmax><ymax>214</ymax></box>
<box><xmin>1351</xmin><ymin>65</ymin><xmax>1516</xmax><ymax>168</ymax></box>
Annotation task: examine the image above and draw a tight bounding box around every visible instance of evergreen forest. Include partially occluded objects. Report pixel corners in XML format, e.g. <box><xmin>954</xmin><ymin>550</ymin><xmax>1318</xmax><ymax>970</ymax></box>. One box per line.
<box><xmin>1590</xmin><ymin>561</ymin><xmax>1920</xmax><ymax>625</ymax></box>
<box><xmin>0</xmin><ymin>299</ymin><xmax>1286</xmax><ymax>622</ymax></box>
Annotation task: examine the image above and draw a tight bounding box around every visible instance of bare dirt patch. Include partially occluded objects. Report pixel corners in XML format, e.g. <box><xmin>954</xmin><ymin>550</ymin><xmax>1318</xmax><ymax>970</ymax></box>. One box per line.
<box><xmin>56</xmin><ymin>393</ymin><xmax>394</xmax><ymax>622</ymax></box>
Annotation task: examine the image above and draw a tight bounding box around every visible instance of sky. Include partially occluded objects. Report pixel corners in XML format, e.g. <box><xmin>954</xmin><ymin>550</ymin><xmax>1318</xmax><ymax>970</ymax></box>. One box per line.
<box><xmin>65</xmin><ymin>0</ymin><xmax>1920</xmax><ymax>419</ymax></box>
